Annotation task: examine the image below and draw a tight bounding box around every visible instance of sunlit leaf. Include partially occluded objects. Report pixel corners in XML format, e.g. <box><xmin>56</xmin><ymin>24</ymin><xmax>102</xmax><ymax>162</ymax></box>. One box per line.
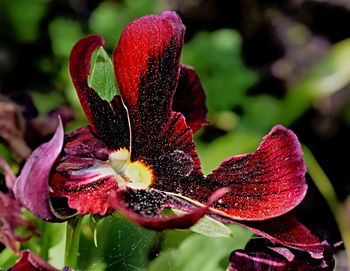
<box><xmin>172</xmin><ymin>209</ymin><xmax>232</xmax><ymax>238</ymax></box>
<box><xmin>88</xmin><ymin>47</ymin><xmax>118</xmax><ymax>101</ymax></box>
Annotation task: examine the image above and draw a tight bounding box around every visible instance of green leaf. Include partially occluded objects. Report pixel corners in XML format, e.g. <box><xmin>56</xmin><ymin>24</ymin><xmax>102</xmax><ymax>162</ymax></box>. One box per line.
<box><xmin>172</xmin><ymin>209</ymin><xmax>232</xmax><ymax>238</ymax></box>
<box><xmin>147</xmin><ymin>225</ymin><xmax>252</xmax><ymax>271</ymax></box>
<box><xmin>78</xmin><ymin>214</ymin><xmax>159</xmax><ymax>271</ymax></box>
<box><xmin>0</xmin><ymin>248</ymin><xmax>18</xmax><ymax>269</ymax></box>
<box><xmin>88</xmin><ymin>47</ymin><xmax>118</xmax><ymax>101</ymax></box>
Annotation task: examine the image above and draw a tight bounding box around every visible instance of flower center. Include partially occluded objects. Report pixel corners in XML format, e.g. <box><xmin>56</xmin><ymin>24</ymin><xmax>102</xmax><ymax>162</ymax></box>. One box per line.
<box><xmin>109</xmin><ymin>149</ymin><xmax>153</xmax><ymax>189</ymax></box>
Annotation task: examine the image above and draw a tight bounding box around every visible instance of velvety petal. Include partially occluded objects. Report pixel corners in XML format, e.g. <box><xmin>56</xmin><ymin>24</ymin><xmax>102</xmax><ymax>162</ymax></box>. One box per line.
<box><xmin>51</xmin><ymin>168</ymin><xmax>119</xmax><ymax>216</ymax></box>
<box><xmin>202</xmin><ymin>125</ymin><xmax>307</xmax><ymax>220</ymax></box>
<box><xmin>14</xmin><ymin>119</ymin><xmax>65</xmax><ymax>222</ymax></box>
<box><xmin>173</xmin><ymin>65</ymin><xmax>208</xmax><ymax>132</ymax></box>
<box><xmin>229</xmin><ymin>249</ymin><xmax>286</xmax><ymax>271</ymax></box>
<box><xmin>0</xmin><ymin>193</ymin><xmax>39</xmax><ymax>254</ymax></box>
<box><xmin>241</xmin><ymin>215</ymin><xmax>325</xmax><ymax>258</ymax></box>
<box><xmin>113</xmin><ymin>12</ymin><xmax>201</xmax><ymax>173</ymax></box>
<box><xmin>69</xmin><ymin>35</ymin><xmax>129</xmax><ymax>149</ymax></box>
<box><xmin>50</xmin><ymin>126</ymin><xmax>119</xmax><ymax>216</ymax></box>
<box><xmin>212</xmin><ymin>213</ymin><xmax>324</xmax><ymax>258</ymax></box>
<box><xmin>8</xmin><ymin>250</ymin><xmax>58</xmax><ymax>271</ymax></box>
<box><xmin>114</xmin><ymin>187</ymin><xmax>230</xmax><ymax>230</ymax></box>
<box><xmin>228</xmin><ymin>239</ymin><xmax>335</xmax><ymax>271</ymax></box>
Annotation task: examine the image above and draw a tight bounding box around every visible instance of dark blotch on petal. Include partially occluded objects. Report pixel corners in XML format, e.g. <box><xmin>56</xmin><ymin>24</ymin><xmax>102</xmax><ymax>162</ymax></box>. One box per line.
<box><xmin>115</xmin><ymin>187</ymin><xmax>230</xmax><ymax>230</ymax></box>
<box><xmin>69</xmin><ymin>35</ymin><xmax>129</xmax><ymax>149</ymax></box>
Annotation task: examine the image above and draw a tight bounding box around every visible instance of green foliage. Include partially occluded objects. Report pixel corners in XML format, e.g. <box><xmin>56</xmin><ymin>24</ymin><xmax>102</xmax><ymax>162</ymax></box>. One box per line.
<box><xmin>146</xmin><ymin>225</ymin><xmax>252</xmax><ymax>271</ymax></box>
<box><xmin>1</xmin><ymin>0</ymin><xmax>49</xmax><ymax>43</ymax></box>
<box><xmin>280</xmin><ymin>38</ymin><xmax>350</xmax><ymax>125</ymax></box>
<box><xmin>77</xmin><ymin>214</ymin><xmax>159</xmax><ymax>271</ymax></box>
<box><xmin>0</xmin><ymin>248</ymin><xmax>18</xmax><ymax>269</ymax></box>
<box><xmin>182</xmin><ymin>30</ymin><xmax>258</xmax><ymax>112</ymax></box>
<box><xmin>49</xmin><ymin>18</ymin><xmax>83</xmax><ymax>58</ymax></box>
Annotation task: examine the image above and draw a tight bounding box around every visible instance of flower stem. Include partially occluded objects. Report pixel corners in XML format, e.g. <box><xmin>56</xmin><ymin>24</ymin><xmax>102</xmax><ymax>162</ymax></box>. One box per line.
<box><xmin>303</xmin><ymin>146</ymin><xmax>350</xmax><ymax>266</ymax></box>
<box><xmin>64</xmin><ymin>215</ymin><xmax>83</xmax><ymax>268</ymax></box>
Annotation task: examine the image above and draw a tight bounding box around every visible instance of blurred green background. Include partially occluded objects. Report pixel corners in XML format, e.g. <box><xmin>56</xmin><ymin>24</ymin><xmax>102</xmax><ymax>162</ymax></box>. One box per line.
<box><xmin>1</xmin><ymin>0</ymin><xmax>350</xmax><ymax>270</ymax></box>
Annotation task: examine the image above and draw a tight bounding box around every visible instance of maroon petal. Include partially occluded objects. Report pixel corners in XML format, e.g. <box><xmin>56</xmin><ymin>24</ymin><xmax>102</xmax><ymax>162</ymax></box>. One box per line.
<box><xmin>0</xmin><ymin>193</ymin><xmax>39</xmax><ymax>254</ymax></box>
<box><xmin>114</xmin><ymin>187</ymin><xmax>230</xmax><ymax>230</ymax></box>
<box><xmin>241</xmin><ymin>215</ymin><xmax>325</xmax><ymax>258</ymax></box>
<box><xmin>228</xmin><ymin>239</ymin><xmax>335</xmax><ymax>271</ymax></box>
<box><xmin>212</xmin><ymin>213</ymin><xmax>324</xmax><ymax>258</ymax></box>
<box><xmin>113</xmin><ymin>12</ymin><xmax>201</xmax><ymax>169</ymax></box>
<box><xmin>50</xmin><ymin>126</ymin><xmax>119</xmax><ymax>216</ymax></box>
<box><xmin>8</xmin><ymin>250</ymin><xmax>58</xmax><ymax>271</ymax></box>
<box><xmin>173</xmin><ymin>65</ymin><xmax>208</xmax><ymax>133</ymax></box>
<box><xmin>51</xmin><ymin>169</ymin><xmax>119</xmax><ymax>216</ymax></box>
<box><xmin>69</xmin><ymin>35</ymin><xmax>129</xmax><ymax>149</ymax></box>
<box><xmin>204</xmin><ymin>125</ymin><xmax>307</xmax><ymax>220</ymax></box>
<box><xmin>13</xmin><ymin>119</ymin><xmax>65</xmax><ymax>222</ymax></box>
<box><xmin>229</xmin><ymin>249</ymin><xmax>286</xmax><ymax>271</ymax></box>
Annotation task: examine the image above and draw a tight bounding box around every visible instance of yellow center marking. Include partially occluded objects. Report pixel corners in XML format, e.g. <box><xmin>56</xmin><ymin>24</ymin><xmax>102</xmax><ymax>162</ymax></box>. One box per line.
<box><xmin>109</xmin><ymin>149</ymin><xmax>153</xmax><ymax>189</ymax></box>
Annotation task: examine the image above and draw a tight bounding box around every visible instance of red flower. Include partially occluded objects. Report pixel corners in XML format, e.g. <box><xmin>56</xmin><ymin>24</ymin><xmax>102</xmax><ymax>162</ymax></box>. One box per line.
<box><xmin>14</xmin><ymin>11</ymin><xmax>323</xmax><ymax>257</ymax></box>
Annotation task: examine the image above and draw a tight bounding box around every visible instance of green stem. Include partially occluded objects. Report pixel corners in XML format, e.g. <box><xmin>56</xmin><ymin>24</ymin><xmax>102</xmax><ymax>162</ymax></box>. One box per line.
<box><xmin>64</xmin><ymin>216</ymin><xmax>83</xmax><ymax>268</ymax></box>
<box><xmin>303</xmin><ymin>146</ymin><xmax>350</xmax><ymax>266</ymax></box>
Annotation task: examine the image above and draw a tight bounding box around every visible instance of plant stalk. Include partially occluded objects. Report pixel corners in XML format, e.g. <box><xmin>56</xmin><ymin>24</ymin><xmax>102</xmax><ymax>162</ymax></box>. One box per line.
<box><xmin>64</xmin><ymin>216</ymin><xmax>83</xmax><ymax>268</ymax></box>
<box><xmin>303</xmin><ymin>146</ymin><xmax>350</xmax><ymax>267</ymax></box>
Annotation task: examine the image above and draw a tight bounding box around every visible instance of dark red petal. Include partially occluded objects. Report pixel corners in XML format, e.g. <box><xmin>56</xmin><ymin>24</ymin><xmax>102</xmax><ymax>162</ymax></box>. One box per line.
<box><xmin>51</xmin><ymin>170</ymin><xmax>119</xmax><ymax>216</ymax></box>
<box><xmin>212</xmin><ymin>213</ymin><xmax>324</xmax><ymax>259</ymax></box>
<box><xmin>50</xmin><ymin>126</ymin><xmax>118</xmax><ymax>216</ymax></box>
<box><xmin>173</xmin><ymin>65</ymin><xmax>208</xmax><ymax>133</ymax></box>
<box><xmin>0</xmin><ymin>155</ymin><xmax>16</xmax><ymax>190</ymax></box>
<box><xmin>229</xmin><ymin>250</ymin><xmax>286</xmax><ymax>271</ymax></box>
<box><xmin>204</xmin><ymin>125</ymin><xmax>307</xmax><ymax>220</ymax></box>
<box><xmin>8</xmin><ymin>250</ymin><xmax>58</xmax><ymax>271</ymax></box>
<box><xmin>0</xmin><ymin>193</ymin><xmax>39</xmax><ymax>254</ymax></box>
<box><xmin>241</xmin><ymin>215</ymin><xmax>325</xmax><ymax>259</ymax></box>
<box><xmin>69</xmin><ymin>35</ymin><xmax>129</xmax><ymax>149</ymax></box>
<box><xmin>14</xmin><ymin>119</ymin><xmax>65</xmax><ymax>222</ymax></box>
<box><xmin>113</xmin><ymin>12</ymin><xmax>201</xmax><ymax>169</ymax></box>
<box><xmin>229</xmin><ymin>239</ymin><xmax>335</xmax><ymax>271</ymax></box>
<box><xmin>114</xmin><ymin>187</ymin><xmax>230</xmax><ymax>230</ymax></box>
